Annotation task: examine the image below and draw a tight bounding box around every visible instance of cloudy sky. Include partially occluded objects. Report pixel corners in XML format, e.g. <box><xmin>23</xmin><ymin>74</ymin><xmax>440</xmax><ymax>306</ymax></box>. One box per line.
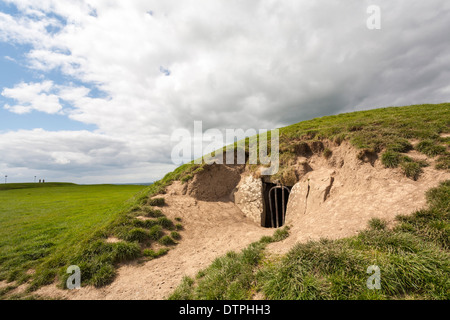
<box><xmin>0</xmin><ymin>0</ymin><xmax>449</xmax><ymax>184</ymax></box>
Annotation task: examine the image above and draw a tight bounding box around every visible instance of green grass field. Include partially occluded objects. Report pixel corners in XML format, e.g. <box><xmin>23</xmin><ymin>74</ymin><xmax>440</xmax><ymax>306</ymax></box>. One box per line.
<box><xmin>0</xmin><ymin>183</ymin><xmax>146</xmax><ymax>292</ymax></box>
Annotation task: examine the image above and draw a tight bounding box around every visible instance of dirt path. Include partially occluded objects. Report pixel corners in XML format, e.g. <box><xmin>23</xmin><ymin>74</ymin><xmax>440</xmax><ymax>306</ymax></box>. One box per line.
<box><xmin>36</xmin><ymin>183</ymin><xmax>274</xmax><ymax>300</ymax></box>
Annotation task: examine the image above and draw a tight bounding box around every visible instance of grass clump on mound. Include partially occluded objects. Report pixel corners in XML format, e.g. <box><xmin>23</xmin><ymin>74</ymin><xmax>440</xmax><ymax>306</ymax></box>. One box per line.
<box><xmin>368</xmin><ymin>218</ymin><xmax>388</xmax><ymax>231</ymax></box>
<box><xmin>148</xmin><ymin>225</ymin><xmax>164</xmax><ymax>241</ymax></box>
<box><xmin>381</xmin><ymin>150</ymin><xmax>431</xmax><ymax>180</ymax></box>
<box><xmin>435</xmin><ymin>155</ymin><xmax>450</xmax><ymax>170</ymax></box>
<box><xmin>381</xmin><ymin>151</ymin><xmax>401</xmax><ymax>168</ymax></box>
<box><xmin>170</xmin><ymin>181</ymin><xmax>449</xmax><ymax>300</ymax></box>
<box><xmin>143</xmin><ymin>248</ymin><xmax>169</xmax><ymax>260</ymax></box>
<box><xmin>148</xmin><ymin>198</ymin><xmax>165</xmax><ymax>207</ymax></box>
<box><xmin>29</xmin><ymin>239</ymin><xmax>143</xmax><ymax>290</ymax></box>
<box><xmin>170</xmin><ymin>231</ymin><xmax>182</xmax><ymax>240</ymax></box>
<box><xmin>159</xmin><ymin>235</ymin><xmax>177</xmax><ymax>246</ymax></box>
<box><xmin>400</xmin><ymin>162</ymin><xmax>422</xmax><ymax>181</ymax></box>
<box><xmin>156</xmin><ymin>217</ymin><xmax>175</xmax><ymax>230</ymax></box>
<box><xmin>123</xmin><ymin>228</ymin><xmax>150</xmax><ymax>242</ymax></box>
<box><xmin>141</xmin><ymin>206</ymin><xmax>164</xmax><ymax>218</ymax></box>
<box><xmin>416</xmin><ymin>140</ymin><xmax>447</xmax><ymax>157</ymax></box>
<box><xmin>323</xmin><ymin>148</ymin><xmax>333</xmax><ymax>159</ymax></box>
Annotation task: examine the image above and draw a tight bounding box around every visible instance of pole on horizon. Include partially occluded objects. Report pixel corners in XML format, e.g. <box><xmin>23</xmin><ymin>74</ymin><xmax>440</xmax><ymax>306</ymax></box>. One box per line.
<box><xmin>5</xmin><ymin>175</ymin><xmax>7</xmax><ymax>184</ymax></box>
<box><xmin>34</xmin><ymin>176</ymin><xmax>37</xmax><ymax>183</ymax></box>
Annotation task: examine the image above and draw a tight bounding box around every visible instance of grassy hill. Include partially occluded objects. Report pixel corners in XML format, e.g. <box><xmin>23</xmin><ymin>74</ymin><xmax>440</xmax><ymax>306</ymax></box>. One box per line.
<box><xmin>152</xmin><ymin>103</ymin><xmax>449</xmax><ymax>189</ymax></box>
<box><xmin>1</xmin><ymin>103</ymin><xmax>448</xmax><ymax>299</ymax></box>
<box><xmin>164</xmin><ymin>103</ymin><xmax>450</xmax><ymax>300</ymax></box>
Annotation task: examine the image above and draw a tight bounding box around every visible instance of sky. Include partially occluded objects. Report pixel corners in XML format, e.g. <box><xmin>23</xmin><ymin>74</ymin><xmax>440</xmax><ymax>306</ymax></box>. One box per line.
<box><xmin>0</xmin><ymin>0</ymin><xmax>449</xmax><ymax>184</ymax></box>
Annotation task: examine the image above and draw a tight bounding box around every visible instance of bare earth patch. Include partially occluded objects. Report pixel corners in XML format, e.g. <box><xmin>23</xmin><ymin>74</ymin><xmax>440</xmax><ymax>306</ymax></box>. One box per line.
<box><xmin>106</xmin><ymin>237</ymin><xmax>121</xmax><ymax>244</ymax></box>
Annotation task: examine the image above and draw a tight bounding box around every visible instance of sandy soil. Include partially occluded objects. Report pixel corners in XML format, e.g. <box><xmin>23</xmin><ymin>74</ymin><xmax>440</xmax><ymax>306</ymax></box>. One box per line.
<box><xmin>268</xmin><ymin>141</ymin><xmax>450</xmax><ymax>254</ymax></box>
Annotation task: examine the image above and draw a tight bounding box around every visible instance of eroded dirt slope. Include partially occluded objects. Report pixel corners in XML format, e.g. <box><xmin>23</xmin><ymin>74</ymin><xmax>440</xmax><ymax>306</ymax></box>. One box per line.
<box><xmin>36</xmin><ymin>183</ymin><xmax>273</xmax><ymax>300</ymax></box>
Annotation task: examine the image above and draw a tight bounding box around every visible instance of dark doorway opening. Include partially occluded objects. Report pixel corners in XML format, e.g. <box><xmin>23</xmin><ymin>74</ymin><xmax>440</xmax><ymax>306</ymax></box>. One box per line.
<box><xmin>261</xmin><ymin>182</ymin><xmax>292</xmax><ymax>228</ymax></box>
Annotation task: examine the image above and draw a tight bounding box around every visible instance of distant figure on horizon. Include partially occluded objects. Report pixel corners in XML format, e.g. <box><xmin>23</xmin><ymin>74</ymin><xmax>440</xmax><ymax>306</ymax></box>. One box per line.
<box><xmin>39</xmin><ymin>179</ymin><xmax>41</xmax><ymax>183</ymax></box>
<box><xmin>43</xmin><ymin>179</ymin><xmax>45</xmax><ymax>183</ymax></box>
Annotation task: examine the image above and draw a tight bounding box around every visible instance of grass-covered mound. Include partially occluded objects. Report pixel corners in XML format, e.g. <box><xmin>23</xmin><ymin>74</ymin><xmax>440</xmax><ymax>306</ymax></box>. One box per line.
<box><xmin>166</xmin><ymin>103</ymin><xmax>450</xmax><ymax>185</ymax></box>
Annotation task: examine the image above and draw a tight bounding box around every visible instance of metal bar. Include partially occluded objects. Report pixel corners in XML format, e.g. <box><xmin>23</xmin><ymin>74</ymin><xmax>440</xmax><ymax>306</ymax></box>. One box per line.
<box><xmin>268</xmin><ymin>185</ymin><xmax>291</xmax><ymax>228</ymax></box>
<box><xmin>268</xmin><ymin>187</ymin><xmax>274</xmax><ymax>228</ymax></box>
<box><xmin>282</xmin><ymin>186</ymin><xmax>285</xmax><ymax>227</ymax></box>
<box><xmin>282</xmin><ymin>186</ymin><xmax>290</xmax><ymax>226</ymax></box>
<box><xmin>274</xmin><ymin>187</ymin><xmax>279</xmax><ymax>228</ymax></box>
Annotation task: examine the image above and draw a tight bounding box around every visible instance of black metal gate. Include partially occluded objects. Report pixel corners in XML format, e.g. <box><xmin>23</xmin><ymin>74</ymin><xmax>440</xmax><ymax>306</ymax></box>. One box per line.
<box><xmin>264</xmin><ymin>184</ymin><xmax>291</xmax><ymax>228</ymax></box>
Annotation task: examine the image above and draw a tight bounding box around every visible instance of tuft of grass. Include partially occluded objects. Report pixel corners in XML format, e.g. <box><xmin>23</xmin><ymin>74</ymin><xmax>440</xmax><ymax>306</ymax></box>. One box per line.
<box><xmin>142</xmin><ymin>207</ymin><xmax>164</xmax><ymax>218</ymax></box>
<box><xmin>382</xmin><ymin>152</ymin><xmax>428</xmax><ymax>180</ymax></box>
<box><xmin>111</xmin><ymin>241</ymin><xmax>141</xmax><ymax>262</ymax></box>
<box><xmin>170</xmin><ymin>231</ymin><xmax>182</xmax><ymax>240</ymax></box>
<box><xmin>435</xmin><ymin>155</ymin><xmax>450</xmax><ymax>170</ymax></box>
<box><xmin>169</xmin><ymin>276</ymin><xmax>195</xmax><ymax>300</ymax></box>
<box><xmin>143</xmin><ymin>248</ymin><xmax>169</xmax><ymax>259</ymax></box>
<box><xmin>272</xmin><ymin>226</ymin><xmax>291</xmax><ymax>242</ymax></box>
<box><xmin>181</xmin><ymin>174</ymin><xmax>194</xmax><ymax>184</ymax></box>
<box><xmin>148</xmin><ymin>225</ymin><xmax>164</xmax><ymax>241</ymax></box>
<box><xmin>381</xmin><ymin>151</ymin><xmax>401</xmax><ymax>168</ymax></box>
<box><xmin>368</xmin><ymin>218</ymin><xmax>388</xmax><ymax>231</ymax></box>
<box><xmin>148</xmin><ymin>198</ymin><xmax>165</xmax><ymax>207</ymax></box>
<box><xmin>323</xmin><ymin>148</ymin><xmax>333</xmax><ymax>159</ymax></box>
<box><xmin>416</xmin><ymin>140</ymin><xmax>447</xmax><ymax>157</ymax></box>
<box><xmin>157</xmin><ymin>217</ymin><xmax>175</xmax><ymax>230</ymax></box>
<box><xmin>123</xmin><ymin>228</ymin><xmax>149</xmax><ymax>243</ymax></box>
<box><xmin>175</xmin><ymin>223</ymin><xmax>184</xmax><ymax>231</ymax></box>
<box><xmin>159</xmin><ymin>235</ymin><xmax>176</xmax><ymax>246</ymax></box>
<box><xmin>333</xmin><ymin>133</ymin><xmax>347</xmax><ymax>146</ymax></box>
<box><xmin>91</xmin><ymin>264</ymin><xmax>116</xmax><ymax>287</ymax></box>
<box><xmin>387</xmin><ymin>139</ymin><xmax>413</xmax><ymax>153</ymax></box>
<box><xmin>401</xmin><ymin>162</ymin><xmax>422</xmax><ymax>181</ymax></box>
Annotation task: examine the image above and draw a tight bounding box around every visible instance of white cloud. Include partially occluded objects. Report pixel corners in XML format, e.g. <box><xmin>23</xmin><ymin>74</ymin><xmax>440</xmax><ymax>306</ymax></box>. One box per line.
<box><xmin>2</xmin><ymin>81</ymin><xmax>63</xmax><ymax>114</ymax></box>
<box><xmin>4</xmin><ymin>55</ymin><xmax>16</xmax><ymax>62</ymax></box>
<box><xmin>0</xmin><ymin>0</ymin><xmax>450</xmax><ymax>182</ymax></box>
